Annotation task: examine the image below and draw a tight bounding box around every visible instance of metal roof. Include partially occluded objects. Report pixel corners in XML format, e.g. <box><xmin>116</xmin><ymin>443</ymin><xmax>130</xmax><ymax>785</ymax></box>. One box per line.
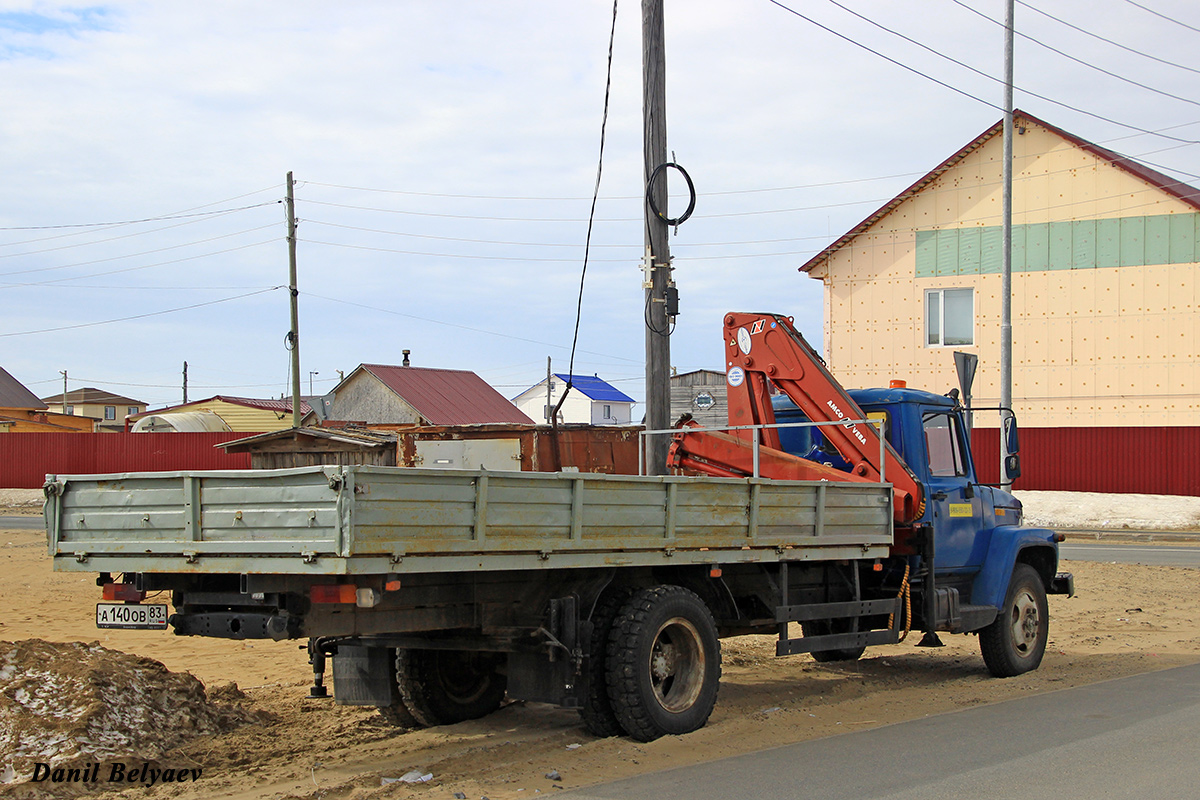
<box><xmin>0</xmin><ymin>367</ymin><xmax>47</xmax><ymax>410</ymax></box>
<box><xmin>41</xmin><ymin>387</ymin><xmax>145</xmax><ymax>406</ymax></box>
<box><xmin>799</xmin><ymin>110</ymin><xmax>1200</xmax><ymax>274</ymax></box>
<box><xmin>361</xmin><ymin>364</ymin><xmax>534</xmax><ymax>426</ymax></box>
<box><xmin>219</xmin><ymin>427</ymin><xmax>397</xmax><ymax>452</ymax></box>
<box><xmin>132</xmin><ymin>395</ymin><xmax>313</xmax><ymax>418</ymax></box>
<box><xmin>553</xmin><ymin>374</ymin><xmax>635</xmax><ymax>403</ymax></box>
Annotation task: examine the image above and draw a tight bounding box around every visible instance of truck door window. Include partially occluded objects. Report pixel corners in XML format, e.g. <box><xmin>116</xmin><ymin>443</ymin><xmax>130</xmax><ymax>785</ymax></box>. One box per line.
<box><xmin>923</xmin><ymin>413</ymin><xmax>966</xmax><ymax>477</ymax></box>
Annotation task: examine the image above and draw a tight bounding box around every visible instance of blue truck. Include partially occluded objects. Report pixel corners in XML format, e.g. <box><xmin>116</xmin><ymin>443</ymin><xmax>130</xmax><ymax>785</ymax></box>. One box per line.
<box><xmin>45</xmin><ymin>311</ymin><xmax>1072</xmax><ymax>743</ymax></box>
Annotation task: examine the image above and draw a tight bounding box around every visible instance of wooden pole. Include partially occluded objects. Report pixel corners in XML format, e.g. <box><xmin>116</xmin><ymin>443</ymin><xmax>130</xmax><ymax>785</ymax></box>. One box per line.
<box><xmin>286</xmin><ymin>172</ymin><xmax>302</xmax><ymax>429</ymax></box>
<box><xmin>643</xmin><ymin>0</ymin><xmax>671</xmax><ymax>475</ymax></box>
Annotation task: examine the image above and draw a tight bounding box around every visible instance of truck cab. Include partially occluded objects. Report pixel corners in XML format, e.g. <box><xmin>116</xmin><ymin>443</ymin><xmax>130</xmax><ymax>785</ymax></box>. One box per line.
<box><xmin>773</xmin><ymin>384</ymin><xmax>1071</xmax><ymax>648</ymax></box>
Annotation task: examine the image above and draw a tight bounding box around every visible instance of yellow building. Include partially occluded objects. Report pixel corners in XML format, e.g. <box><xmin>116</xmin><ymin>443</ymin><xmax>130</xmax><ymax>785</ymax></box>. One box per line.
<box><xmin>127</xmin><ymin>396</ymin><xmax>313</xmax><ymax>433</ymax></box>
<box><xmin>42</xmin><ymin>387</ymin><xmax>147</xmax><ymax>432</ymax></box>
<box><xmin>801</xmin><ymin>111</ymin><xmax>1198</xmax><ymax>429</ymax></box>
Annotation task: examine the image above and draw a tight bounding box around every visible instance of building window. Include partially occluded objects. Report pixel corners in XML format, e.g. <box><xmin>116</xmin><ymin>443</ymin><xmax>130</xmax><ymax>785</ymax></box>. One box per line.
<box><xmin>127</xmin><ymin>407</ymin><xmax>138</xmax><ymax>416</ymax></box>
<box><xmin>925</xmin><ymin>288</ymin><xmax>974</xmax><ymax>347</ymax></box>
<box><xmin>104</xmin><ymin>406</ymin><xmax>116</xmax><ymax>420</ymax></box>
<box><xmin>64</xmin><ymin>405</ymin><xmax>74</xmax><ymax>415</ymax></box>
<box><xmin>603</xmin><ymin>404</ymin><xmax>612</xmax><ymax>419</ymax></box>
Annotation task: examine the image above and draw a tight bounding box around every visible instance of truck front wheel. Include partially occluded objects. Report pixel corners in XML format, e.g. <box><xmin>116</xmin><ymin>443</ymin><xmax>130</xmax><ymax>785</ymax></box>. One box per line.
<box><xmin>395</xmin><ymin>648</ymin><xmax>507</xmax><ymax>726</ymax></box>
<box><xmin>606</xmin><ymin>586</ymin><xmax>721</xmax><ymax>742</ymax></box>
<box><xmin>979</xmin><ymin>564</ymin><xmax>1048</xmax><ymax>677</ymax></box>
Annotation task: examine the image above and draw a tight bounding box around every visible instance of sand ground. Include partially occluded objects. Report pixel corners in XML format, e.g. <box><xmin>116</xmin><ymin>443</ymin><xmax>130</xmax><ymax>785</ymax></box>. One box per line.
<box><xmin>1</xmin><ymin>517</ymin><xmax>1197</xmax><ymax>799</ymax></box>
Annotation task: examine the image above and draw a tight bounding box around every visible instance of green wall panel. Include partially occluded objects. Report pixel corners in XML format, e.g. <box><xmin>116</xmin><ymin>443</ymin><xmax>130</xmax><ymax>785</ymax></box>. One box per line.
<box><xmin>913</xmin><ymin>213</ymin><xmax>1199</xmax><ymax>276</ymax></box>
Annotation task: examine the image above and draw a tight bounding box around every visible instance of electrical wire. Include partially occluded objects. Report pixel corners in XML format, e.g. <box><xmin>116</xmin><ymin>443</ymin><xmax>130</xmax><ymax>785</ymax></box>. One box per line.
<box><xmin>305</xmin><ymin>292</ymin><xmax>640</xmax><ymax>364</ymax></box>
<box><xmin>0</xmin><ymin>239</ymin><xmax>277</xmax><ymax>289</ymax></box>
<box><xmin>1121</xmin><ymin>0</ymin><xmax>1200</xmax><ymax>35</ymax></box>
<box><xmin>816</xmin><ymin>0</ymin><xmax>1200</xmax><ymax>144</ymax></box>
<box><xmin>560</xmin><ymin>0</ymin><xmax>620</xmax><ymax>406</ymax></box>
<box><xmin>0</xmin><ymin>287</ymin><xmax>283</xmax><ymax>338</ymax></box>
<box><xmin>0</xmin><ymin>223</ymin><xmax>278</xmax><ymax>277</ymax></box>
<box><xmin>0</xmin><ymin>200</ymin><xmax>281</xmax><ymax>232</ymax></box>
<box><xmin>1015</xmin><ymin>0</ymin><xmax>1200</xmax><ymax>76</ymax></box>
<box><xmin>948</xmin><ymin>0</ymin><xmax>1200</xmax><ymax>110</ymax></box>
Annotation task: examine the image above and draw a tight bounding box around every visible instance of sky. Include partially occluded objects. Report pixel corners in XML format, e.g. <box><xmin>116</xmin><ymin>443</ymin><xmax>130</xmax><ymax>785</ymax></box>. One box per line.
<box><xmin>3</xmin><ymin>0</ymin><xmax>1200</xmax><ymax>413</ymax></box>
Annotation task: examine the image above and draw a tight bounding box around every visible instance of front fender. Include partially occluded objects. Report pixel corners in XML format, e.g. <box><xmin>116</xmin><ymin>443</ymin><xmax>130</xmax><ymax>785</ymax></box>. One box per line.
<box><xmin>970</xmin><ymin>525</ymin><xmax>1059</xmax><ymax>608</ymax></box>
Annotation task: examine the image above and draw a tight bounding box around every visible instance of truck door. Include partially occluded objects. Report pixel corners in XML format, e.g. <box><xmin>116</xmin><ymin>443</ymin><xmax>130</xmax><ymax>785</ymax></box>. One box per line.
<box><xmin>921</xmin><ymin>410</ymin><xmax>988</xmax><ymax>571</ymax></box>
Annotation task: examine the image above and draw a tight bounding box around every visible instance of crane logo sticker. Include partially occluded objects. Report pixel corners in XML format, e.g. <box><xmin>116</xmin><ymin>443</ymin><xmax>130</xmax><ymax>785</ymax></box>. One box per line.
<box><xmin>727</xmin><ymin>367</ymin><xmax>745</xmax><ymax>387</ymax></box>
<box><xmin>736</xmin><ymin>327</ymin><xmax>752</xmax><ymax>355</ymax></box>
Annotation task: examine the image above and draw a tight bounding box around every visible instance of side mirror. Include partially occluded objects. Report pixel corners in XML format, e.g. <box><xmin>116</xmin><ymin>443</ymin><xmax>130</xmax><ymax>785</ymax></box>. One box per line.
<box><xmin>1004</xmin><ymin>453</ymin><xmax>1021</xmax><ymax>480</ymax></box>
<box><xmin>1003</xmin><ymin>416</ymin><xmax>1020</xmax><ymax>455</ymax></box>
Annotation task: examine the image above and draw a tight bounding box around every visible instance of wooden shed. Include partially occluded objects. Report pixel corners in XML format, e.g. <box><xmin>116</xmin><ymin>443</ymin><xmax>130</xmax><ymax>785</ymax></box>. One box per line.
<box><xmin>218</xmin><ymin>428</ymin><xmax>397</xmax><ymax>469</ymax></box>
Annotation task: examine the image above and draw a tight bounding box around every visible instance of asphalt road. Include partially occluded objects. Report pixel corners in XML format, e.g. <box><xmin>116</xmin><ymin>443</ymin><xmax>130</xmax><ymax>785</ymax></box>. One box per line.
<box><xmin>564</xmin><ymin>662</ymin><xmax>1200</xmax><ymax>800</ymax></box>
<box><xmin>0</xmin><ymin>515</ymin><xmax>43</xmax><ymax>530</ymax></box>
<box><xmin>1060</xmin><ymin>541</ymin><xmax>1200</xmax><ymax>568</ymax></box>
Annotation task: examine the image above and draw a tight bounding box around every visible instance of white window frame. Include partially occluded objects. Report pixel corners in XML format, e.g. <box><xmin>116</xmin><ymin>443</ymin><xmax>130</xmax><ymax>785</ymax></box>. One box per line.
<box><xmin>104</xmin><ymin>406</ymin><xmax>116</xmax><ymax>420</ymax></box>
<box><xmin>925</xmin><ymin>287</ymin><xmax>975</xmax><ymax>347</ymax></box>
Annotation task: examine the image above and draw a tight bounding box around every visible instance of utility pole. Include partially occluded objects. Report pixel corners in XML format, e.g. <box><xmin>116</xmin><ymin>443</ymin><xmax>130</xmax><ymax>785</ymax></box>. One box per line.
<box><xmin>182</xmin><ymin>361</ymin><xmax>188</xmax><ymax>404</ymax></box>
<box><xmin>60</xmin><ymin>370</ymin><xmax>68</xmax><ymax>414</ymax></box>
<box><xmin>286</xmin><ymin>171</ymin><xmax>303</xmax><ymax>429</ymax></box>
<box><xmin>546</xmin><ymin>357</ymin><xmax>553</xmax><ymax>424</ymax></box>
<box><xmin>643</xmin><ymin>0</ymin><xmax>671</xmax><ymax>475</ymax></box>
<box><xmin>999</xmin><ymin>0</ymin><xmax>1015</xmax><ymax>489</ymax></box>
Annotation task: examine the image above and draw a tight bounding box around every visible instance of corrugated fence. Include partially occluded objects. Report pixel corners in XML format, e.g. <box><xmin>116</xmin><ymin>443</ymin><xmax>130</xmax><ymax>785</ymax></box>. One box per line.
<box><xmin>971</xmin><ymin>427</ymin><xmax>1200</xmax><ymax>496</ymax></box>
<box><xmin>4</xmin><ymin>428</ymin><xmax>1197</xmax><ymax>496</ymax></box>
<box><xmin>0</xmin><ymin>433</ymin><xmax>254</xmax><ymax>489</ymax></box>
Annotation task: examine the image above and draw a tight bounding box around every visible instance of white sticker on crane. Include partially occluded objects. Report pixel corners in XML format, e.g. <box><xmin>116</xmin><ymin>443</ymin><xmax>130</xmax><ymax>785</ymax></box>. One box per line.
<box><xmin>727</xmin><ymin>367</ymin><xmax>745</xmax><ymax>387</ymax></box>
<box><xmin>737</xmin><ymin>327</ymin><xmax>752</xmax><ymax>355</ymax></box>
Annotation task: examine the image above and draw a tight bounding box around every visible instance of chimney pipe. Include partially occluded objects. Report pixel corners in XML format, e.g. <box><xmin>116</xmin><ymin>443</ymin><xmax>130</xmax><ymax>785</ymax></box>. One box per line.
<box><xmin>402</xmin><ymin>349</ymin><xmax>411</xmax><ymax>367</ymax></box>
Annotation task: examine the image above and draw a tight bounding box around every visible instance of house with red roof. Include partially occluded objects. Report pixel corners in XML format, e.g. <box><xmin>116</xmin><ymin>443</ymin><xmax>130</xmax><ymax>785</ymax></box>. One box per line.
<box><xmin>329</xmin><ymin>364</ymin><xmax>533</xmax><ymax>426</ymax></box>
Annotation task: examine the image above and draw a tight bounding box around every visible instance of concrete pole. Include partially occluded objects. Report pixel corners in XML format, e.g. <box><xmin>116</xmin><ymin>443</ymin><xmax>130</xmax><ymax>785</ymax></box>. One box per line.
<box><xmin>286</xmin><ymin>172</ymin><xmax>302</xmax><ymax>429</ymax></box>
<box><xmin>1000</xmin><ymin>0</ymin><xmax>1015</xmax><ymax>489</ymax></box>
<box><xmin>643</xmin><ymin>0</ymin><xmax>671</xmax><ymax>475</ymax></box>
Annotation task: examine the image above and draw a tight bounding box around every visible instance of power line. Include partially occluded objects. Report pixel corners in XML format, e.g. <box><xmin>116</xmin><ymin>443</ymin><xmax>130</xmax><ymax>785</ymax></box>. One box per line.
<box><xmin>815</xmin><ymin>0</ymin><xmax>1200</xmax><ymax>143</ymax></box>
<box><xmin>0</xmin><ymin>239</ymin><xmax>277</xmax><ymax>288</ymax></box>
<box><xmin>1121</xmin><ymin>0</ymin><xmax>1200</xmax><ymax>35</ymax></box>
<box><xmin>305</xmin><ymin>292</ymin><xmax>642</xmax><ymax>364</ymax></box>
<box><xmin>0</xmin><ymin>287</ymin><xmax>283</xmax><ymax>338</ymax></box>
<box><xmin>0</xmin><ymin>200</ymin><xmax>280</xmax><ymax>232</ymax></box>
<box><xmin>0</xmin><ymin>223</ymin><xmax>278</xmax><ymax>276</ymax></box>
<box><xmin>949</xmin><ymin>0</ymin><xmax>1200</xmax><ymax>109</ymax></box>
<box><xmin>1015</xmin><ymin>0</ymin><xmax>1200</xmax><ymax>76</ymax></box>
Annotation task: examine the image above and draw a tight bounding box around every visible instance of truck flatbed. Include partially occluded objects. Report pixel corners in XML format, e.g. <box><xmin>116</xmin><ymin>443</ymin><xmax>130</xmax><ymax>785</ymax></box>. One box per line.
<box><xmin>45</xmin><ymin>465</ymin><xmax>894</xmax><ymax>576</ymax></box>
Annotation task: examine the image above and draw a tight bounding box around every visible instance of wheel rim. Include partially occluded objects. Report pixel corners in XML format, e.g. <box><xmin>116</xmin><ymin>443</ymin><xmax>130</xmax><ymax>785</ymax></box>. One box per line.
<box><xmin>1009</xmin><ymin>589</ymin><xmax>1041</xmax><ymax>658</ymax></box>
<box><xmin>647</xmin><ymin>616</ymin><xmax>706</xmax><ymax>713</ymax></box>
<box><xmin>436</xmin><ymin>652</ymin><xmax>493</xmax><ymax>705</ymax></box>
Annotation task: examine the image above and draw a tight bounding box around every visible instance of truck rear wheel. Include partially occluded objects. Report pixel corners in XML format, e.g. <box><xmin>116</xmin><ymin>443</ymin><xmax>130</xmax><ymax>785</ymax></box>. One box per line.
<box><xmin>579</xmin><ymin>589</ymin><xmax>633</xmax><ymax>737</ymax></box>
<box><xmin>395</xmin><ymin>648</ymin><xmax>507</xmax><ymax>726</ymax></box>
<box><xmin>979</xmin><ymin>564</ymin><xmax>1048</xmax><ymax>677</ymax></box>
<box><xmin>377</xmin><ymin>648</ymin><xmax>420</xmax><ymax>728</ymax></box>
<box><xmin>605</xmin><ymin>586</ymin><xmax>721</xmax><ymax>742</ymax></box>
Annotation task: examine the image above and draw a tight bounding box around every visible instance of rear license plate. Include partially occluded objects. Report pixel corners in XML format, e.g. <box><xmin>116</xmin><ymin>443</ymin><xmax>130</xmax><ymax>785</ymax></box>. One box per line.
<box><xmin>96</xmin><ymin>603</ymin><xmax>169</xmax><ymax>630</ymax></box>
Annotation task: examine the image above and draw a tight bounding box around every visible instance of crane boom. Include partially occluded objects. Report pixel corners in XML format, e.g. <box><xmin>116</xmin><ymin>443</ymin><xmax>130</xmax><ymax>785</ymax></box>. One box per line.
<box><xmin>668</xmin><ymin>312</ymin><xmax>925</xmax><ymax>525</ymax></box>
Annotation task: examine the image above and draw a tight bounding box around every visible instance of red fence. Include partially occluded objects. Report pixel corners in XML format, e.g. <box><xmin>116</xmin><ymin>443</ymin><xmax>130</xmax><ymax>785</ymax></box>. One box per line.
<box><xmin>4</xmin><ymin>428</ymin><xmax>1198</xmax><ymax>496</ymax></box>
<box><xmin>971</xmin><ymin>426</ymin><xmax>1200</xmax><ymax>496</ymax></box>
<box><xmin>0</xmin><ymin>433</ymin><xmax>255</xmax><ymax>489</ymax></box>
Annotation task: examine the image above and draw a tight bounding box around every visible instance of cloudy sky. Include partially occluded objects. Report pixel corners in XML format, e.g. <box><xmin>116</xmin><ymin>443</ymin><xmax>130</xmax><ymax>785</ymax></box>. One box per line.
<box><xmin>3</xmin><ymin>0</ymin><xmax>1199</xmax><ymax>412</ymax></box>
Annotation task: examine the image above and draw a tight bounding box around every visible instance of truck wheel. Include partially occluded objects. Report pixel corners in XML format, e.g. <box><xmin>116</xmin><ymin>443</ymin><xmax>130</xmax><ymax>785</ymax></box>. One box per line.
<box><xmin>378</xmin><ymin>648</ymin><xmax>420</xmax><ymax>728</ymax></box>
<box><xmin>579</xmin><ymin>589</ymin><xmax>633</xmax><ymax>737</ymax></box>
<box><xmin>606</xmin><ymin>586</ymin><xmax>721</xmax><ymax>742</ymax></box>
<box><xmin>800</xmin><ymin>619</ymin><xmax>866</xmax><ymax>663</ymax></box>
<box><xmin>980</xmin><ymin>564</ymin><xmax>1048</xmax><ymax>677</ymax></box>
<box><xmin>395</xmin><ymin>648</ymin><xmax>507</xmax><ymax>726</ymax></box>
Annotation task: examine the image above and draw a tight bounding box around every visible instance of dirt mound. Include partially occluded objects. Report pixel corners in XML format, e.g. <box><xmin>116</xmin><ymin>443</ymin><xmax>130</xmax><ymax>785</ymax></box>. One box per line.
<box><xmin>0</xmin><ymin>640</ymin><xmax>267</xmax><ymax>794</ymax></box>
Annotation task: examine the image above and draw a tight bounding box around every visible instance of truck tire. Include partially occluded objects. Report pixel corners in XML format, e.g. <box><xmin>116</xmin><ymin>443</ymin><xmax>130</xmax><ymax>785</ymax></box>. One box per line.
<box><xmin>800</xmin><ymin>619</ymin><xmax>866</xmax><ymax>663</ymax></box>
<box><xmin>378</xmin><ymin>648</ymin><xmax>420</xmax><ymax>728</ymax></box>
<box><xmin>395</xmin><ymin>648</ymin><xmax>507</xmax><ymax>726</ymax></box>
<box><xmin>579</xmin><ymin>589</ymin><xmax>633</xmax><ymax>737</ymax></box>
<box><xmin>979</xmin><ymin>564</ymin><xmax>1048</xmax><ymax>677</ymax></box>
<box><xmin>605</xmin><ymin>586</ymin><xmax>721</xmax><ymax>742</ymax></box>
